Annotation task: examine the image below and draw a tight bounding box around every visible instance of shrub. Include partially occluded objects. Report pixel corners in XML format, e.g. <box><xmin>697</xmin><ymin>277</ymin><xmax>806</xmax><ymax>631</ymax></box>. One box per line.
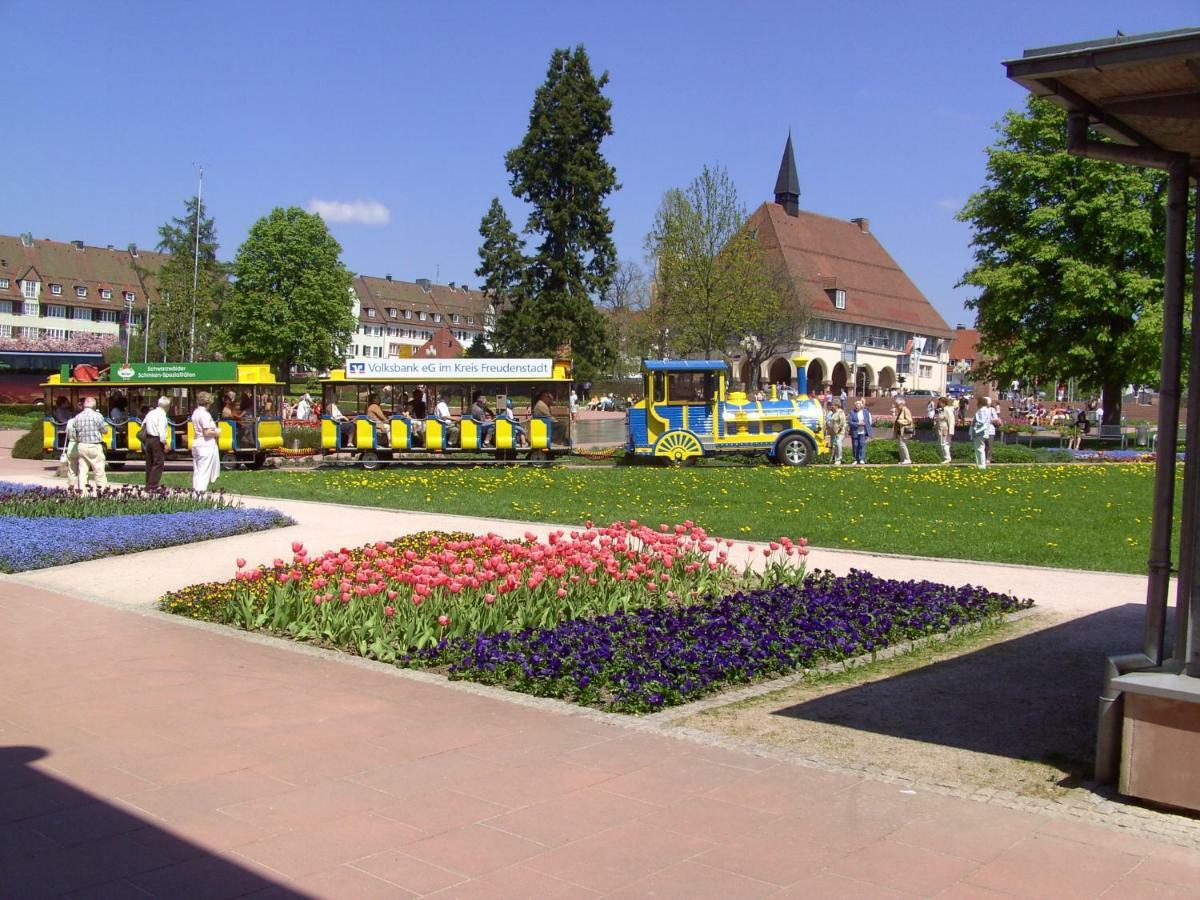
<box><xmin>11</xmin><ymin>423</ymin><xmax>44</xmax><ymax>460</ymax></box>
<box><xmin>861</xmin><ymin>438</ymin><xmax>1040</xmax><ymax>464</ymax></box>
<box><xmin>282</xmin><ymin>426</ymin><xmax>323</xmax><ymax>450</ymax></box>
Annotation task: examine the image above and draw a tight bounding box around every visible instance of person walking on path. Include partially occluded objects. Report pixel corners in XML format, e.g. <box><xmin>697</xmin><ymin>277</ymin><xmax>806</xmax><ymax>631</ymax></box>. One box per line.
<box><xmin>848</xmin><ymin>399</ymin><xmax>872</xmax><ymax>465</ymax></box>
<box><xmin>190</xmin><ymin>392</ymin><xmax>221</xmax><ymax>492</ymax></box>
<box><xmin>141</xmin><ymin>396</ymin><xmax>171</xmax><ymax>487</ymax></box>
<box><xmin>825</xmin><ymin>400</ymin><xmax>847</xmax><ymax>465</ymax></box>
<box><xmin>972</xmin><ymin>396</ymin><xmax>1001</xmax><ymax>469</ymax></box>
<box><xmin>67</xmin><ymin>397</ymin><xmax>109</xmax><ymax>491</ymax></box>
<box><xmin>937</xmin><ymin>396</ymin><xmax>957</xmax><ymax>464</ymax></box>
<box><xmin>893</xmin><ymin>397</ymin><xmax>914</xmax><ymax>465</ymax></box>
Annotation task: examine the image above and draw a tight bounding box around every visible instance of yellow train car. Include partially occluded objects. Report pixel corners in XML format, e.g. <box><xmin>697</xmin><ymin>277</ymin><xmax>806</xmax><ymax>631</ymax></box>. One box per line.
<box><xmin>319</xmin><ymin>356</ymin><xmax>573</xmax><ymax>467</ymax></box>
<box><xmin>627</xmin><ymin>355</ymin><xmax>827</xmax><ymax>465</ymax></box>
<box><xmin>42</xmin><ymin>362</ymin><xmax>284</xmax><ymax>468</ymax></box>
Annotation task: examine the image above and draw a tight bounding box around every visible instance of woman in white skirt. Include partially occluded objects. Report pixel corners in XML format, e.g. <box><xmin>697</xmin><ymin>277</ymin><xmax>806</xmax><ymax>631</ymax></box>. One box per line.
<box><xmin>190</xmin><ymin>392</ymin><xmax>221</xmax><ymax>492</ymax></box>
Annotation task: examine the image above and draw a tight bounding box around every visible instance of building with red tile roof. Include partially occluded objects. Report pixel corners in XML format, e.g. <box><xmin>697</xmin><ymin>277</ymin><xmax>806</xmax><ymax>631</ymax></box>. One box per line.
<box><xmin>348</xmin><ymin>274</ymin><xmax>493</xmax><ymax>360</ymax></box>
<box><xmin>738</xmin><ymin>137</ymin><xmax>954</xmax><ymax>397</ymax></box>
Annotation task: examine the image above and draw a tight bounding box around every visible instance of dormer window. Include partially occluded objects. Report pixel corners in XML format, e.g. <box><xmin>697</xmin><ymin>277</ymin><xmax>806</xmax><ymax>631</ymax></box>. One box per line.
<box><xmin>50</xmin><ymin>283</ymin><xmax>63</xmax><ymax>295</ymax></box>
<box><xmin>433</xmin><ymin>313</ymin><xmax>442</xmax><ymax>323</ymax></box>
<box><xmin>452</xmin><ymin>314</ymin><xmax>460</xmax><ymax>324</ymax></box>
<box><xmin>22</xmin><ymin>280</ymin><xmax>38</xmax><ymax>299</ymax></box>
<box><xmin>100</xmin><ymin>288</ymin><xmax>112</xmax><ymax>300</ymax></box>
<box><xmin>829</xmin><ymin>289</ymin><xmax>846</xmax><ymax>310</ymax></box>
<box><xmin>76</xmin><ymin>286</ymin><xmax>87</xmax><ymax>298</ymax></box>
<box><xmin>0</xmin><ymin>278</ymin><xmax>9</xmax><ymax>289</ymax></box>
<box><xmin>418</xmin><ymin>311</ymin><xmax>427</xmax><ymax>321</ymax></box>
<box><xmin>366</xmin><ymin>308</ymin><xmax>376</xmax><ymax>318</ymax></box>
<box><xmin>466</xmin><ymin>315</ymin><xmax>474</xmax><ymax>325</ymax></box>
<box><xmin>387</xmin><ymin>308</ymin><xmax>397</xmax><ymax>318</ymax></box>
<box><xmin>403</xmin><ymin>309</ymin><xmax>412</xmax><ymax>320</ymax></box>
<box><xmin>123</xmin><ymin>291</ymin><xmax>135</xmax><ymax>303</ymax></box>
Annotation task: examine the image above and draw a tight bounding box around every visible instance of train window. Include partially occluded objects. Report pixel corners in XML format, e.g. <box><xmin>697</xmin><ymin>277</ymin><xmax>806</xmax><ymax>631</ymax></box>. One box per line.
<box><xmin>667</xmin><ymin>373</ymin><xmax>715</xmax><ymax>403</ymax></box>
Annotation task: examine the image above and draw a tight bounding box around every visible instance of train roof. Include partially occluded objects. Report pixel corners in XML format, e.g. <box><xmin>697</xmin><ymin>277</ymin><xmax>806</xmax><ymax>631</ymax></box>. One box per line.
<box><xmin>642</xmin><ymin>359</ymin><xmax>728</xmax><ymax>373</ymax></box>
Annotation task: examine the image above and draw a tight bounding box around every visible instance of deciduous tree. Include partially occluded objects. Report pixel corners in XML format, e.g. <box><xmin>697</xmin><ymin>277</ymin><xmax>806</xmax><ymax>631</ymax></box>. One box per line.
<box><xmin>597</xmin><ymin>260</ymin><xmax>648</xmax><ymax>375</ymax></box>
<box><xmin>958</xmin><ymin>96</ymin><xmax>1168</xmax><ymax>424</ymax></box>
<box><xmin>216</xmin><ymin>207</ymin><xmax>355</xmax><ymax>379</ymax></box>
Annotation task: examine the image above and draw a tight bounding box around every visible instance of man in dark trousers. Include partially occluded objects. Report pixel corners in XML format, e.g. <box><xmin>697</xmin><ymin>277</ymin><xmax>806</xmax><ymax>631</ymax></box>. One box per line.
<box><xmin>141</xmin><ymin>395</ymin><xmax>171</xmax><ymax>487</ymax></box>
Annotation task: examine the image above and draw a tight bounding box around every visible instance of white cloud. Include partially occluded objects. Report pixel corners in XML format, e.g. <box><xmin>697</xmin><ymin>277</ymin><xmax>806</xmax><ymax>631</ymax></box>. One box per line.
<box><xmin>306</xmin><ymin>198</ymin><xmax>391</xmax><ymax>226</ymax></box>
<box><xmin>937</xmin><ymin>197</ymin><xmax>962</xmax><ymax>212</ymax></box>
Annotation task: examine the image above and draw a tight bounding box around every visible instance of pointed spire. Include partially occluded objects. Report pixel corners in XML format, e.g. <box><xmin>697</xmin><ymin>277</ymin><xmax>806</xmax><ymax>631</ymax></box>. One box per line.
<box><xmin>774</xmin><ymin>131</ymin><xmax>800</xmax><ymax>217</ymax></box>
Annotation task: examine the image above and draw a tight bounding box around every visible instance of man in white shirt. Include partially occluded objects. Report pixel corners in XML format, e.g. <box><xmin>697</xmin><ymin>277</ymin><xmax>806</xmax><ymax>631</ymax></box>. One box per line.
<box><xmin>328</xmin><ymin>400</ymin><xmax>355</xmax><ymax>448</ymax></box>
<box><xmin>190</xmin><ymin>392</ymin><xmax>221</xmax><ymax>492</ymax></box>
<box><xmin>141</xmin><ymin>396</ymin><xmax>171</xmax><ymax>487</ymax></box>
<box><xmin>295</xmin><ymin>393</ymin><xmax>313</xmax><ymax>422</ymax></box>
<box><xmin>433</xmin><ymin>394</ymin><xmax>459</xmax><ymax>444</ymax></box>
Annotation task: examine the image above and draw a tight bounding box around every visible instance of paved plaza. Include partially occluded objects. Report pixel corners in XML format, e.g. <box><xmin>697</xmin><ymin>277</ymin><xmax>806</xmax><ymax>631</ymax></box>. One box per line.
<box><xmin>2</xmin><ymin>454</ymin><xmax>1200</xmax><ymax>897</ymax></box>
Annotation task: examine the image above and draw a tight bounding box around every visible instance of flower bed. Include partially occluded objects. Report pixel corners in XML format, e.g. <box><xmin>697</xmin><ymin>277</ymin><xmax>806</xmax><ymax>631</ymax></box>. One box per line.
<box><xmin>411</xmin><ymin>569</ymin><xmax>1030</xmax><ymax>712</ymax></box>
<box><xmin>0</xmin><ymin>482</ymin><xmax>241</xmax><ymax>518</ymax></box>
<box><xmin>161</xmin><ymin>522</ymin><xmax>1030</xmax><ymax>713</ymax></box>
<box><xmin>164</xmin><ymin>522</ymin><xmax>809</xmax><ymax>651</ymax></box>
<box><xmin>0</xmin><ymin>508</ymin><xmax>292</xmax><ymax>573</ymax></box>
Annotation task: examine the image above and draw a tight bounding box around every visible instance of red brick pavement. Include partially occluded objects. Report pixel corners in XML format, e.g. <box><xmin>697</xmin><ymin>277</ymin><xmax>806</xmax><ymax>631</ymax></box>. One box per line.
<box><xmin>1</xmin><ymin>583</ymin><xmax>1198</xmax><ymax>898</ymax></box>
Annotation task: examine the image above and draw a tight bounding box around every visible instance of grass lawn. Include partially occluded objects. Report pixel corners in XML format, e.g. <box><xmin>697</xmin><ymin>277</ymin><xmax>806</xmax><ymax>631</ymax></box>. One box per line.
<box><xmin>128</xmin><ymin>462</ymin><xmax>1174</xmax><ymax>574</ymax></box>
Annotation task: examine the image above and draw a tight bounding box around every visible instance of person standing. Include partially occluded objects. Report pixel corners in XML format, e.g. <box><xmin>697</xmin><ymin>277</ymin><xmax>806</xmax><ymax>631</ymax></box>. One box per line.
<box><xmin>68</xmin><ymin>397</ymin><xmax>110</xmax><ymax>491</ymax></box>
<box><xmin>893</xmin><ymin>397</ymin><xmax>914</xmax><ymax>465</ymax></box>
<box><xmin>295</xmin><ymin>392</ymin><xmax>313</xmax><ymax>422</ymax></box>
<box><xmin>825</xmin><ymin>400</ymin><xmax>847</xmax><ymax>465</ymax></box>
<box><xmin>937</xmin><ymin>397</ymin><xmax>957</xmax><ymax>464</ymax></box>
<box><xmin>141</xmin><ymin>396</ymin><xmax>171</xmax><ymax>487</ymax></box>
<box><xmin>848</xmin><ymin>399</ymin><xmax>872</xmax><ymax>465</ymax></box>
<box><xmin>972</xmin><ymin>396</ymin><xmax>1001</xmax><ymax>469</ymax></box>
<box><xmin>568</xmin><ymin>387</ymin><xmax>578</xmax><ymax>423</ymax></box>
<box><xmin>190</xmin><ymin>392</ymin><xmax>221</xmax><ymax>492</ymax></box>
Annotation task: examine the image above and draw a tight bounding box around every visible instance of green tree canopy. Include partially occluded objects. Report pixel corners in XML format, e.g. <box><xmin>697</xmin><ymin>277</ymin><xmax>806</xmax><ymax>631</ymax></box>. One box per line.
<box><xmin>475</xmin><ymin>197</ymin><xmax>525</xmax><ymax>354</ymax></box>
<box><xmin>958</xmin><ymin>96</ymin><xmax>1168</xmax><ymax>423</ymax></box>
<box><xmin>645</xmin><ymin>164</ymin><xmax>807</xmax><ymax>380</ymax></box>
<box><xmin>144</xmin><ymin>195</ymin><xmax>228</xmax><ymax>362</ymax></box>
<box><xmin>216</xmin><ymin>207</ymin><xmax>355</xmax><ymax>379</ymax></box>
<box><xmin>496</xmin><ymin>45</ymin><xmax>618</xmax><ymax>379</ymax></box>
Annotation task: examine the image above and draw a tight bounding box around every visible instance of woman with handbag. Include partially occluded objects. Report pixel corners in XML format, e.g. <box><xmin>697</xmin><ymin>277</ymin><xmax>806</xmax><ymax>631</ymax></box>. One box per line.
<box><xmin>893</xmin><ymin>397</ymin><xmax>914</xmax><ymax>465</ymax></box>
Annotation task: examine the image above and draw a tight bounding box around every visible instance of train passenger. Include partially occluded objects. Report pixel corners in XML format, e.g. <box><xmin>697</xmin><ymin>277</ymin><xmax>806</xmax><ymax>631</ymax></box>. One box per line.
<box><xmin>433</xmin><ymin>393</ymin><xmax>459</xmax><ymax>444</ymax></box>
<box><xmin>366</xmin><ymin>393</ymin><xmax>390</xmax><ymax>447</ymax></box>
<box><xmin>470</xmin><ymin>391</ymin><xmax>495</xmax><ymax>445</ymax></box>
<box><xmin>328</xmin><ymin>399</ymin><xmax>355</xmax><ymax>448</ymax></box>
<box><xmin>533</xmin><ymin>391</ymin><xmax>553</xmax><ymax>420</ymax></box>
<box><xmin>498</xmin><ymin>397</ymin><xmax>527</xmax><ymax>447</ymax></box>
<box><xmin>409</xmin><ymin>388</ymin><xmax>427</xmax><ymax>439</ymax></box>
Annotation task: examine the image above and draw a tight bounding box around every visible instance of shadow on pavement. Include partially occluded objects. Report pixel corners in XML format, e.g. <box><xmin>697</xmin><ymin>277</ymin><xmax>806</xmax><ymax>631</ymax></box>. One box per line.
<box><xmin>771</xmin><ymin>604</ymin><xmax>1171</xmax><ymax>778</ymax></box>
<box><xmin>0</xmin><ymin>746</ymin><xmax>308</xmax><ymax>897</ymax></box>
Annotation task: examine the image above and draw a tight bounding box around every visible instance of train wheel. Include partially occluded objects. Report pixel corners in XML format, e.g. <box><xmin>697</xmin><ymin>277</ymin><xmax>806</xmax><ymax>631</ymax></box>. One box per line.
<box><xmin>247</xmin><ymin>451</ymin><xmax>267</xmax><ymax>470</ymax></box>
<box><xmin>776</xmin><ymin>435</ymin><xmax>814</xmax><ymax>467</ymax></box>
<box><xmin>528</xmin><ymin>450</ymin><xmax>550</xmax><ymax>463</ymax></box>
<box><xmin>653</xmin><ymin>430</ymin><xmax>703</xmax><ymax>465</ymax></box>
<box><xmin>360</xmin><ymin>451</ymin><xmax>380</xmax><ymax>470</ymax></box>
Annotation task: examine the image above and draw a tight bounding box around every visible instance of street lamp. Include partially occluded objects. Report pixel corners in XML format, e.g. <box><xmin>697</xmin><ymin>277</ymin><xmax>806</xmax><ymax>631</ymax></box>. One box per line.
<box><xmin>123</xmin><ymin>293</ymin><xmax>135</xmax><ymax>366</ymax></box>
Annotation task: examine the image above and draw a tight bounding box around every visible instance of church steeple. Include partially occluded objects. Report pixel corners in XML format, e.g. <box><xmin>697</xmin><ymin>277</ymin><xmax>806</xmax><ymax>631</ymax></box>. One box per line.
<box><xmin>774</xmin><ymin>131</ymin><xmax>800</xmax><ymax>217</ymax></box>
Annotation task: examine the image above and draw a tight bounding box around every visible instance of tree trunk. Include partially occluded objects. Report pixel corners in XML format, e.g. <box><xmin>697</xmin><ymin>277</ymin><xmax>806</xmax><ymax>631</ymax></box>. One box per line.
<box><xmin>1102</xmin><ymin>380</ymin><xmax>1123</xmax><ymax>427</ymax></box>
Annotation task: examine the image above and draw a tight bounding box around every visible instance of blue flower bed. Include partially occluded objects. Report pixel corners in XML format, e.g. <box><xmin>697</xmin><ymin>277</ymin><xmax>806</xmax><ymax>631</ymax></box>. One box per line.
<box><xmin>409</xmin><ymin>569</ymin><xmax>1031</xmax><ymax>713</ymax></box>
<box><xmin>0</xmin><ymin>508</ymin><xmax>293</xmax><ymax>573</ymax></box>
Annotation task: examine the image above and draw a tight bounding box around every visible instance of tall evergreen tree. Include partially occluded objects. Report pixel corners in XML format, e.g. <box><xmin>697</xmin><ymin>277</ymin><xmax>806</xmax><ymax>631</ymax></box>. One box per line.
<box><xmin>144</xmin><ymin>196</ymin><xmax>228</xmax><ymax>361</ymax></box>
<box><xmin>475</xmin><ymin>197</ymin><xmax>525</xmax><ymax>354</ymax></box>
<box><xmin>500</xmin><ymin>45</ymin><xmax>618</xmax><ymax>377</ymax></box>
<box><xmin>958</xmin><ymin>96</ymin><xmax>1168</xmax><ymax>424</ymax></box>
<box><xmin>215</xmin><ymin>207</ymin><xmax>355</xmax><ymax>379</ymax></box>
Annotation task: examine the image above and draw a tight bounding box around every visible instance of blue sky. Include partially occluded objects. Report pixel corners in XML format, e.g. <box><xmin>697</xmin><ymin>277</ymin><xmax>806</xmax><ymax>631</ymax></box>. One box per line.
<box><xmin>4</xmin><ymin>1</ymin><xmax>1194</xmax><ymax>327</ymax></box>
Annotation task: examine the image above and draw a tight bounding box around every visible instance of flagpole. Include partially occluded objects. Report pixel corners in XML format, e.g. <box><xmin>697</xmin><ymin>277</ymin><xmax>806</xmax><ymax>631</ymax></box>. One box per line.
<box><xmin>188</xmin><ymin>165</ymin><xmax>204</xmax><ymax>362</ymax></box>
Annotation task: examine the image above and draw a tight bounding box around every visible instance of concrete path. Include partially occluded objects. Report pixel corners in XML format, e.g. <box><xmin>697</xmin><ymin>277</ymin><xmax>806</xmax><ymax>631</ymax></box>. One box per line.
<box><xmin>2</xmin><ymin>454</ymin><xmax>1199</xmax><ymax>896</ymax></box>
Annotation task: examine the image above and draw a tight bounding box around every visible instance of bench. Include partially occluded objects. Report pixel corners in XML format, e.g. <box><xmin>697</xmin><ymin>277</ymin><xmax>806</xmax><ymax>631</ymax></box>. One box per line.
<box><xmin>1095</xmin><ymin>424</ymin><xmax>1127</xmax><ymax>450</ymax></box>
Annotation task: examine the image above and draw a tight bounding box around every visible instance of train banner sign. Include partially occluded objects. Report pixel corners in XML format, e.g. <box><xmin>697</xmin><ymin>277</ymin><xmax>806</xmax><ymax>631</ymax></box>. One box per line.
<box><xmin>112</xmin><ymin>362</ymin><xmax>238</xmax><ymax>382</ymax></box>
<box><xmin>344</xmin><ymin>358</ymin><xmax>554</xmax><ymax>379</ymax></box>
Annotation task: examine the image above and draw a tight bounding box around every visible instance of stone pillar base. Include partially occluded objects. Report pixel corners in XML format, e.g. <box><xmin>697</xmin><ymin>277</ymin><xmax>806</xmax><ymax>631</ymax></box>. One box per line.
<box><xmin>1113</xmin><ymin>672</ymin><xmax>1200</xmax><ymax>812</ymax></box>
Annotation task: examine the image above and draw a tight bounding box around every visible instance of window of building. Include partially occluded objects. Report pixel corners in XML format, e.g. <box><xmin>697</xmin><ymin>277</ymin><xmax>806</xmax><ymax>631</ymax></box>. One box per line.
<box><xmin>123</xmin><ymin>291</ymin><xmax>135</xmax><ymax>303</ymax></box>
<box><xmin>350</xmin><ymin>344</ymin><xmax>359</xmax><ymax>356</ymax></box>
<box><xmin>366</xmin><ymin>308</ymin><xmax>376</xmax><ymax>318</ymax></box>
<box><xmin>75</xmin><ymin>286</ymin><xmax>87</xmax><ymax>298</ymax></box>
<box><xmin>22</xmin><ymin>280</ymin><xmax>38</xmax><ymax>300</ymax></box>
<box><xmin>451</xmin><ymin>313</ymin><xmax>460</xmax><ymax>324</ymax></box>
<box><xmin>50</xmin><ymin>283</ymin><xmax>62</xmax><ymax>295</ymax></box>
<box><xmin>42</xmin><ymin>327</ymin><xmax>66</xmax><ymax>340</ymax></box>
<box><xmin>22</xmin><ymin>301</ymin><xmax>38</xmax><ymax>316</ymax></box>
<box><xmin>418</xmin><ymin>311</ymin><xmax>427</xmax><ymax>321</ymax></box>
<box><xmin>403</xmin><ymin>309</ymin><xmax>412</xmax><ymax>320</ymax></box>
<box><xmin>466</xmin><ymin>315</ymin><xmax>474</xmax><ymax>325</ymax></box>
<box><xmin>73</xmin><ymin>308</ymin><xmax>92</xmax><ymax>321</ymax></box>
<box><xmin>832</xmin><ymin>289</ymin><xmax>846</xmax><ymax>310</ymax></box>
<box><xmin>46</xmin><ymin>304</ymin><xmax>66</xmax><ymax>318</ymax></box>
<box><xmin>0</xmin><ymin>325</ymin><xmax>10</xmax><ymax>338</ymax></box>
<box><xmin>100</xmin><ymin>288</ymin><xmax>112</xmax><ymax>300</ymax></box>
<box><xmin>98</xmin><ymin>309</ymin><xmax>119</xmax><ymax>323</ymax></box>
<box><xmin>0</xmin><ymin>278</ymin><xmax>9</xmax><ymax>289</ymax></box>
<box><xmin>919</xmin><ymin>364</ymin><xmax>933</xmax><ymax>378</ymax></box>
<box><xmin>0</xmin><ymin>301</ymin><xmax>10</xmax><ymax>314</ymax></box>
<box><xmin>387</xmin><ymin>308</ymin><xmax>397</xmax><ymax>318</ymax></box>
<box><xmin>433</xmin><ymin>313</ymin><xmax>442</xmax><ymax>323</ymax></box>
<box><xmin>22</xmin><ymin>326</ymin><xmax>39</xmax><ymax>338</ymax></box>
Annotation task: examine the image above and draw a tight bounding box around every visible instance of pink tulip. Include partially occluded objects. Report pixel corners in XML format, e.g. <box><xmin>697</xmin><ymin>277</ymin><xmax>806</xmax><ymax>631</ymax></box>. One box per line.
<box><xmin>235</xmin><ymin>558</ymin><xmax>246</xmax><ymax>568</ymax></box>
<box><xmin>384</xmin><ymin>606</ymin><xmax>395</xmax><ymax>618</ymax></box>
<box><xmin>438</xmin><ymin>614</ymin><xmax>450</xmax><ymax>627</ymax></box>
